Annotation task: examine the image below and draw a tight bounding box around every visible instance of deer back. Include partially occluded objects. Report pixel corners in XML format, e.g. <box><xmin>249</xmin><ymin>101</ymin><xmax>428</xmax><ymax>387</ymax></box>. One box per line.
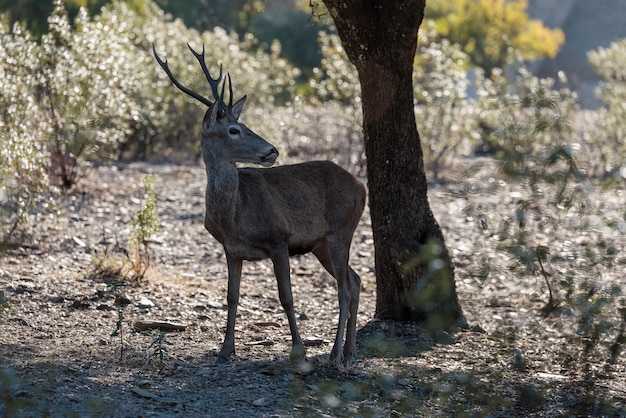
<box><xmin>221</xmin><ymin>161</ymin><xmax>365</xmax><ymax>259</ymax></box>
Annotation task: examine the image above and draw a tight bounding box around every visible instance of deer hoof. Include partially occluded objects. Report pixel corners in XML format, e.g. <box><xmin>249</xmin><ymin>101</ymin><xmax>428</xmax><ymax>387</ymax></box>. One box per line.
<box><xmin>290</xmin><ymin>344</ymin><xmax>306</xmax><ymax>361</ymax></box>
<box><xmin>215</xmin><ymin>355</ymin><xmax>230</xmax><ymax>365</ymax></box>
<box><xmin>329</xmin><ymin>344</ymin><xmax>343</xmax><ymax>365</ymax></box>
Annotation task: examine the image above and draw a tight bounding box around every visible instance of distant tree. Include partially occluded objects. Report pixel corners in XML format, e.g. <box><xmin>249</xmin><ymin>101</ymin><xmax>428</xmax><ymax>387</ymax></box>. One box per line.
<box><xmin>425</xmin><ymin>0</ymin><xmax>565</xmax><ymax>75</ymax></box>
<box><xmin>0</xmin><ymin>0</ymin><xmax>55</xmax><ymax>36</ymax></box>
<box><xmin>0</xmin><ymin>0</ymin><xmax>110</xmax><ymax>37</ymax></box>
<box><xmin>321</xmin><ymin>0</ymin><xmax>466</xmax><ymax>330</ymax></box>
<box><xmin>153</xmin><ymin>0</ymin><xmax>266</xmax><ymax>34</ymax></box>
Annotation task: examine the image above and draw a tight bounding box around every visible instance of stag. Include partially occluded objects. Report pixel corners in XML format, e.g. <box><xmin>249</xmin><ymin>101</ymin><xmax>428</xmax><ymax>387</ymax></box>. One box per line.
<box><xmin>153</xmin><ymin>44</ymin><xmax>366</xmax><ymax>365</ymax></box>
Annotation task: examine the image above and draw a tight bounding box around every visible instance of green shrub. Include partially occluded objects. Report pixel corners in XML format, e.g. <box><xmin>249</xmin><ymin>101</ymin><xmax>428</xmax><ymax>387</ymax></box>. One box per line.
<box><xmin>425</xmin><ymin>0</ymin><xmax>565</xmax><ymax>75</ymax></box>
<box><xmin>460</xmin><ymin>70</ymin><xmax>625</xmax><ymax>387</ymax></box>
<box><xmin>41</xmin><ymin>2</ymin><xmax>141</xmax><ymax>187</ymax></box>
<box><xmin>309</xmin><ymin>28</ymin><xmax>481</xmax><ymax>177</ymax></box>
<box><xmin>414</xmin><ymin>23</ymin><xmax>480</xmax><ymax>178</ymax></box>
<box><xmin>0</xmin><ymin>21</ymin><xmax>55</xmax><ymax>240</ymax></box>
<box><xmin>588</xmin><ymin>39</ymin><xmax>626</xmax><ymax>178</ymax></box>
<box><xmin>475</xmin><ymin>65</ymin><xmax>578</xmax><ymax>159</ymax></box>
<box><xmin>0</xmin><ymin>0</ymin><xmax>299</xmax><ymax>238</ymax></box>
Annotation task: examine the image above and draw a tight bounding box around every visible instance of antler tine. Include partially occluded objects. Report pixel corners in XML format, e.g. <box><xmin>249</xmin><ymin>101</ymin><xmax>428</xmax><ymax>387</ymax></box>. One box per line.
<box><xmin>153</xmin><ymin>43</ymin><xmax>213</xmax><ymax>107</ymax></box>
<box><xmin>220</xmin><ymin>74</ymin><xmax>226</xmax><ymax>106</ymax></box>
<box><xmin>187</xmin><ymin>43</ymin><xmax>223</xmax><ymax>102</ymax></box>
<box><xmin>228</xmin><ymin>73</ymin><xmax>234</xmax><ymax>108</ymax></box>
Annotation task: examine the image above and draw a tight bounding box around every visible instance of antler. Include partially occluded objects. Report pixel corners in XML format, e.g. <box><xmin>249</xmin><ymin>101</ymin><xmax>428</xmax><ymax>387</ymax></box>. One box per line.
<box><xmin>153</xmin><ymin>43</ymin><xmax>240</xmax><ymax>115</ymax></box>
<box><xmin>186</xmin><ymin>43</ymin><xmax>223</xmax><ymax>103</ymax></box>
<box><xmin>152</xmin><ymin>43</ymin><xmax>213</xmax><ymax>107</ymax></box>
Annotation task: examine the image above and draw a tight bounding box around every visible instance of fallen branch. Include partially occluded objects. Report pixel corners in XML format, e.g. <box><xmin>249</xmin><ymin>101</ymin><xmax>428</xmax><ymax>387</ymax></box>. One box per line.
<box><xmin>133</xmin><ymin>320</ymin><xmax>187</xmax><ymax>332</ymax></box>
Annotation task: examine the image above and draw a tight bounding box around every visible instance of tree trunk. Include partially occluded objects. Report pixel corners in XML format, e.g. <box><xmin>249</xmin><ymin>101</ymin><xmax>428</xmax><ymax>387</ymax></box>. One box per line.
<box><xmin>323</xmin><ymin>0</ymin><xmax>466</xmax><ymax>330</ymax></box>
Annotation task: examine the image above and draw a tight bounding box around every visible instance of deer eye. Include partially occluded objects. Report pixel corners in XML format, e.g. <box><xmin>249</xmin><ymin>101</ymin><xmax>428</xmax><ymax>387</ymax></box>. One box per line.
<box><xmin>229</xmin><ymin>127</ymin><xmax>240</xmax><ymax>136</ymax></box>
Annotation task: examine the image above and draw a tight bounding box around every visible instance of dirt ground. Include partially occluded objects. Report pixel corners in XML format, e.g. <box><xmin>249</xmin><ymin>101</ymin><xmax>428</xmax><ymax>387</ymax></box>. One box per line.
<box><xmin>1</xmin><ymin>155</ymin><xmax>625</xmax><ymax>417</ymax></box>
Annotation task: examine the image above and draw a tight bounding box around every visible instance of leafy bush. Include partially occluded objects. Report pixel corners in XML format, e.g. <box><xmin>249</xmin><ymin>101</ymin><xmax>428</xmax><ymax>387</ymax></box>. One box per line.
<box><xmin>414</xmin><ymin>24</ymin><xmax>480</xmax><ymax>178</ymax></box>
<box><xmin>309</xmin><ymin>28</ymin><xmax>481</xmax><ymax>177</ymax></box>
<box><xmin>588</xmin><ymin>39</ymin><xmax>626</xmax><ymax>178</ymax></box>
<box><xmin>475</xmin><ymin>65</ymin><xmax>579</xmax><ymax>159</ymax></box>
<box><xmin>95</xmin><ymin>0</ymin><xmax>299</xmax><ymax>159</ymax></box>
<box><xmin>459</xmin><ymin>71</ymin><xmax>625</xmax><ymax>390</ymax></box>
<box><xmin>0</xmin><ymin>21</ymin><xmax>55</xmax><ymax>240</ymax></box>
<box><xmin>425</xmin><ymin>0</ymin><xmax>565</xmax><ymax>75</ymax></box>
<box><xmin>0</xmin><ymin>0</ymin><xmax>299</xmax><ymax>238</ymax></box>
<box><xmin>41</xmin><ymin>2</ymin><xmax>141</xmax><ymax>187</ymax></box>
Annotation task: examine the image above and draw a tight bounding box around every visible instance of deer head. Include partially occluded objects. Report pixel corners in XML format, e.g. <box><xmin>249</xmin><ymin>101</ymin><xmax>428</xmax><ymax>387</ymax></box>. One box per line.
<box><xmin>153</xmin><ymin>43</ymin><xmax>278</xmax><ymax>166</ymax></box>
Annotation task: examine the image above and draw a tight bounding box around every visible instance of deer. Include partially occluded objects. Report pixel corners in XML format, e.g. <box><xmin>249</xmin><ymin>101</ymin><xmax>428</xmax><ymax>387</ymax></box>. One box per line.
<box><xmin>153</xmin><ymin>43</ymin><xmax>366</xmax><ymax>366</ymax></box>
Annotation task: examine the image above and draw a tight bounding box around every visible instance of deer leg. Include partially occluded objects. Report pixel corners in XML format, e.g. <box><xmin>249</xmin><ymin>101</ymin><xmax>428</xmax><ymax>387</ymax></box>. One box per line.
<box><xmin>343</xmin><ymin>266</ymin><xmax>361</xmax><ymax>364</ymax></box>
<box><xmin>313</xmin><ymin>239</ymin><xmax>353</xmax><ymax>365</ymax></box>
<box><xmin>270</xmin><ymin>247</ymin><xmax>305</xmax><ymax>360</ymax></box>
<box><xmin>217</xmin><ymin>252</ymin><xmax>242</xmax><ymax>363</ymax></box>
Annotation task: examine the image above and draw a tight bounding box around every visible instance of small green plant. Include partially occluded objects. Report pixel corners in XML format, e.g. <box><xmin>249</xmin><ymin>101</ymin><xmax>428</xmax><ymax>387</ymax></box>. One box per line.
<box><xmin>109</xmin><ymin>278</ymin><xmax>128</xmax><ymax>362</ymax></box>
<box><xmin>147</xmin><ymin>330</ymin><xmax>172</xmax><ymax>372</ymax></box>
<box><xmin>89</xmin><ymin>227</ymin><xmax>127</xmax><ymax>281</ymax></box>
<box><xmin>128</xmin><ymin>174</ymin><xmax>160</xmax><ymax>280</ymax></box>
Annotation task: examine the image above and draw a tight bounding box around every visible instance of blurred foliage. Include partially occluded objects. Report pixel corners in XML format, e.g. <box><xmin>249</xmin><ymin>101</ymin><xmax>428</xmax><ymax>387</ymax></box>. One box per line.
<box><xmin>41</xmin><ymin>2</ymin><xmax>141</xmax><ymax>187</ymax></box>
<box><xmin>458</xmin><ymin>70</ymin><xmax>625</xmax><ymax>398</ymax></box>
<box><xmin>414</xmin><ymin>23</ymin><xmax>481</xmax><ymax>179</ymax></box>
<box><xmin>588</xmin><ymin>39</ymin><xmax>626</xmax><ymax>178</ymax></box>
<box><xmin>154</xmin><ymin>0</ymin><xmax>265</xmax><ymax>34</ymax></box>
<box><xmin>0</xmin><ymin>0</ymin><xmax>143</xmax><ymax>37</ymax></box>
<box><xmin>0</xmin><ymin>0</ymin><xmax>298</xmax><ymax>239</ymax></box>
<box><xmin>310</xmin><ymin>26</ymin><xmax>479</xmax><ymax>178</ymax></box>
<box><xmin>0</xmin><ymin>15</ymin><xmax>56</xmax><ymax>240</ymax></box>
<box><xmin>476</xmin><ymin>65</ymin><xmax>579</xmax><ymax>159</ymax></box>
<box><xmin>425</xmin><ymin>0</ymin><xmax>565</xmax><ymax>75</ymax></box>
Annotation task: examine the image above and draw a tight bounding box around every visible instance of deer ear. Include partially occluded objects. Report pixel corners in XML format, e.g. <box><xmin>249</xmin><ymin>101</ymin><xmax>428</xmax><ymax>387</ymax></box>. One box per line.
<box><xmin>203</xmin><ymin>101</ymin><xmax>220</xmax><ymax>134</ymax></box>
<box><xmin>231</xmin><ymin>95</ymin><xmax>247</xmax><ymax>120</ymax></box>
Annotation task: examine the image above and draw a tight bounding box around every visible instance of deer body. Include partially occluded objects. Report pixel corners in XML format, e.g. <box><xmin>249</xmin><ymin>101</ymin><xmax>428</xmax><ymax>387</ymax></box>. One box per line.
<box><xmin>154</xmin><ymin>44</ymin><xmax>366</xmax><ymax>365</ymax></box>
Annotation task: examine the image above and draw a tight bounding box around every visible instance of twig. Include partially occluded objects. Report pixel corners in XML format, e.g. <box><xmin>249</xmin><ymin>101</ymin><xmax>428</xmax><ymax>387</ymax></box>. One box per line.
<box><xmin>536</xmin><ymin>245</ymin><xmax>558</xmax><ymax>314</ymax></box>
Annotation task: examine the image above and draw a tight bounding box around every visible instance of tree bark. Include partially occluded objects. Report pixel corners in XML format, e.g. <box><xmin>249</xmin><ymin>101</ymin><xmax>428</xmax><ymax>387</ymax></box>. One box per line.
<box><xmin>322</xmin><ymin>0</ymin><xmax>466</xmax><ymax>330</ymax></box>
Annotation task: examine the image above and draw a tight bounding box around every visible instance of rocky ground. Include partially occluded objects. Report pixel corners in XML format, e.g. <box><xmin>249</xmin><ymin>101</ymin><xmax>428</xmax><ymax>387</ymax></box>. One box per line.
<box><xmin>1</xmin><ymin>154</ymin><xmax>625</xmax><ymax>417</ymax></box>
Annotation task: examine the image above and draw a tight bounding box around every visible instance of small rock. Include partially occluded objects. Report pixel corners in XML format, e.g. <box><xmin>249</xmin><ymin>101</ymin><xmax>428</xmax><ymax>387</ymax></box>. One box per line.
<box><xmin>252</xmin><ymin>397</ymin><xmax>273</xmax><ymax>407</ymax></box>
<box><xmin>114</xmin><ymin>295</ymin><xmax>132</xmax><ymax>306</ymax></box>
<box><xmin>131</xmin><ymin>388</ymin><xmax>178</xmax><ymax>405</ymax></box>
<box><xmin>303</xmin><ymin>337</ymin><xmax>324</xmax><ymax>347</ymax></box>
<box><xmin>246</xmin><ymin>339</ymin><xmax>274</xmax><ymax>346</ymax></box>
<box><xmin>433</xmin><ymin>330</ymin><xmax>456</xmax><ymax>345</ymax></box>
<box><xmin>9</xmin><ymin>317</ymin><xmax>31</xmax><ymax>327</ymax></box>
<box><xmin>49</xmin><ymin>295</ymin><xmax>65</xmax><ymax>303</ymax></box>
<box><xmin>137</xmin><ymin>297</ymin><xmax>155</xmax><ymax>308</ymax></box>
<box><xmin>72</xmin><ymin>236</ymin><xmax>87</xmax><ymax>248</ymax></box>
<box><xmin>71</xmin><ymin>299</ymin><xmax>91</xmax><ymax>309</ymax></box>
<box><xmin>136</xmin><ymin>379</ymin><xmax>154</xmax><ymax>388</ymax></box>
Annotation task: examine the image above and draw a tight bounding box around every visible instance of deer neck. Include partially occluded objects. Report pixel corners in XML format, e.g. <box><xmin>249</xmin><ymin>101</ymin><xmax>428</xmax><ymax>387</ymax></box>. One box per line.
<box><xmin>202</xmin><ymin>149</ymin><xmax>240</xmax><ymax>226</ymax></box>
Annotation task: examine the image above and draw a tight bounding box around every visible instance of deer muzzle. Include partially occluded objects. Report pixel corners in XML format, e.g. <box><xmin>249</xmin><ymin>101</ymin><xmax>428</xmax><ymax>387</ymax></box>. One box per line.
<box><xmin>260</xmin><ymin>148</ymin><xmax>279</xmax><ymax>167</ymax></box>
